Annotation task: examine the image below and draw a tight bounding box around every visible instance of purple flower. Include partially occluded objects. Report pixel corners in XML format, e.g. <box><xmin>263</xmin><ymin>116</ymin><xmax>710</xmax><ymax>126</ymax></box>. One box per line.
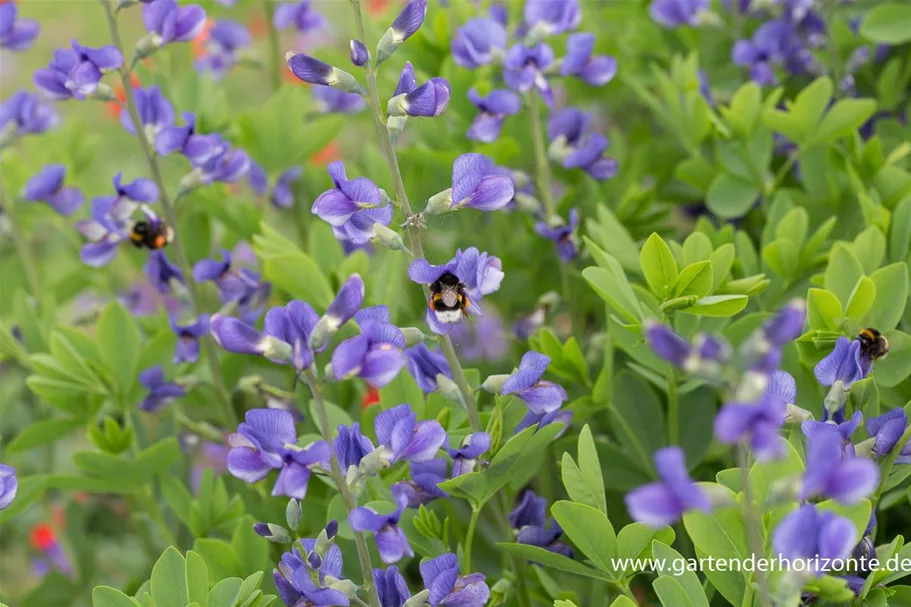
<box><xmin>76</xmin><ymin>181</ymin><xmax>160</xmax><ymax>267</ymax></box>
<box><xmin>227</xmin><ymin>409</ymin><xmax>330</xmax><ymax>500</ymax></box>
<box><xmin>420</xmin><ymin>553</ymin><xmax>489</xmax><ymax>607</ymax></box>
<box><xmin>193</xmin><ymin>249</ymin><xmax>270</xmax><ymax>320</ymax></box>
<box><xmin>561</xmin><ymin>34</ymin><xmax>617</xmax><ymax>86</ymax></box>
<box><xmin>249</xmin><ymin>165</ymin><xmax>303</xmax><ymax>208</ymax></box>
<box><xmin>0</xmin><ymin>464</ymin><xmax>17</xmax><ymax>510</ymax></box>
<box><xmin>155</xmin><ymin>112</ymin><xmax>213</xmax><ymax>159</ymax></box>
<box><xmin>313</xmin><ymin>85</ymin><xmax>367</xmax><ymax>114</ymax></box>
<box><xmin>145</xmin><ymin>250</ymin><xmax>184</xmax><ymax>295</ymax></box>
<box><xmin>516</xmin><ymin>408</ymin><xmax>573</xmax><ymax>435</ymax></box>
<box><xmin>393</xmin><ymin>458</ymin><xmax>448</xmax><ymax>507</ymax></box>
<box><xmin>0</xmin><ymin>3</ymin><xmax>39</xmax><ymax>52</ymax></box>
<box><xmin>502</xmin><ymin>351</ymin><xmax>567</xmax><ymax>415</ymax></box>
<box><xmin>332</xmin><ymin>306</ymin><xmax>407</xmax><ymax>388</ymax></box>
<box><xmin>866</xmin><ymin>409</ymin><xmax>911</xmax><ymax>463</ymax></box>
<box><xmin>350</xmin><ymin>487</ymin><xmax>413</xmax><ymax>564</ymax></box>
<box><xmin>547</xmin><ymin>108</ymin><xmax>617</xmax><ymax>180</ymax></box>
<box><xmin>189</xmin><ymin>137</ymin><xmax>251</xmax><ymax>186</ymax></box>
<box><xmin>274</xmin><ymin>538</ymin><xmax>347</xmax><ymax>607</ymax></box>
<box><xmin>649</xmin><ymin>0</ymin><xmax>708</xmax><ymax>28</ymax></box>
<box><xmin>772</xmin><ymin>504</ymin><xmax>857</xmax><ymax>575</ymax></box>
<box><xmin>466</xmin><ymin>88</ymin><xmax>520</xmax><ymax>143</ymax></box>
<box><xmin>815</xmin><ymin>337</ymin><xmax>872</xmax><ymax>389</ymax></box>
<box><xmin>714</xmin><ymin>391</ymin><xmax>787</xmax><ymax>461</ymax></box>
<box><xmin>121</xmin><ymin>85</ymin><xmax>174</xmax><ymax>141</ymax></box>
<box><xmin>446</xmin><ymin>154</ymin><xmax>515</xmax><ymax>212</ymax></box>
<box><xmin>450</xmin><ymin>303</ymin><xmax>510</xmax><ymax>362</ymax></box>
<box><xmin>732</xmin><ymin>20</ymin><xmax>814</xmax><ymax>86</ymax></box>
<box><xmin>625</xmin><ymin>447</ymin><xmax>711</xmax><ymax>528</ymax></box>
<box><xmin>273</xmin><ymin>1</ymin><xmax>324</xmax><ymax>32</ymax></box>
<box><xmin>211</xmin><ymin>300</ymin><xmax>321</xmax><ymax>371</ymax></box>
<box><xmin>171</xmin><ymin>314</ymin><xmax>209</xmax><ymax>364</ymax></box>
<box><xmin>535</xmin><ymin>208</ymin><xmax>580</xmax><ymax>262</ymax></box>
<box><xmin>0</xmin><ymin>91</ymin><xmax>57</xmax><ymax>138</ymax></box>
<box><xmin>503</xmin><ymin>43</ymin><xmax>554</xmax><ymax>106</ymax></box>
<box><xmin>447</xmin><ymin>432</ymin><xmax>490</xmax><ymax>477</ymax></box>
<box><xmin>335</xmin><ymin>422</ymin><xmax>376</xmax><ymax>470</ymax></box>
<box><xmin>801</xmin><ymin>423</ymin><xmax>878</xmax><ymax>504</ymax></box>
<box><xmin>408</xmin><ymin>247</ymin><xmax>504</xmax><ymax>335</ymax></box>
<box><xmin>405</xmin><ymin>343</ymin><xmax>452</xmax><ymax>393</ymax></box>
<box><xmin>373</xmin><ymin>567</ymin><xmax>410</xmax><ymax>607</ymax></box>
<box><xmin>312</xmin><ymin>161</ymin><xmax>385</xmax><ymax>227</ymax></box>
<box><xmin>195</xmin><ymin>20</ymin><xmax>251</xmax><ymax>80</ymax></box>
<box><xmin>142</xmin><ymin>0</ymin><xmax>207</xmax><ymax>46</ymax></box>
<box><xmin>452</xmin><ymin>17</ymin><xmax>507</xmax><ymax>69</ymax></box>
<box><xmin>509</xmin><ymin>490</ymin><xmax>572</xmax><ymax>557</ymax></box>
<box><xmin>524</xmin><ymin>0</ymin><xmax>580</xmax><ymax>34</ymax></box>
<box><xmin>350</xmin><ymin>39</ymin><xmax>369</xmax><ymax>67</ymax></box>
<box><xmin>21</xmin><ymin>165</ymin><xmax>83</xmax><ymax>216</ymax></box>
<box><xmin>138</xmin><ymin>366</ymin><xmax>185</xmax><ymax>412</ymax></box>
<box><xmin>375</xmin><ymin>403</ymin><xmax>446</xmax><ymax>464</ymax></box>
<box><xmin>802</xmin><ymin>410</ymin><xmax>863</xmax><ymax>456</ymax></box>
<box><xmin>388</xmin><ymin>63</ymin><xmax>450</xmax><ymax>118</ymax></box>
<box><xmin>286</xmin><ymin>52</ymin><xmax>361</xmax><ymax>94</ymax></box>
<box><xmin>376</xmin><ymin>0</ymin><xmax>428</xmax><ymax>63</ymax></box>
<box><xmin>34</xmin><ymin>41</ymin><xmax>123</xmax><ymax>100</ymax></box>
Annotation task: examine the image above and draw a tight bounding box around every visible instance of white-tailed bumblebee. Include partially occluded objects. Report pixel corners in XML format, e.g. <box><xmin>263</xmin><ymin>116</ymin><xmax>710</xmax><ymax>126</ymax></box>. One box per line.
<box><xmin>129</xmin><ymin>219</ymin><xmax>173</xmax><ymax>250</ymax></box>
<box><xmin>858</xmin><ymin>328</ymin><xmax>890</xmax><ymax>360</ymax></box>
<box><xmin>429</xmin><ymin>272</ymin><xmax>470</xmax><ymax>324</ymax></box>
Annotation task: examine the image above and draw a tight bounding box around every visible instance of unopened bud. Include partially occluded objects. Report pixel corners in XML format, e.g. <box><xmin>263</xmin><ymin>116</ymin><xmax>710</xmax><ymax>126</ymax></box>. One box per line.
<box><xmin>482</xmin><ymin>374</ymin><xmax>511</xmax><ymax>394</ymax></box>
<box><xmin>309</xmin><ymin>315</ymin><xmax>336</xmax><ymax>351</ymax></box>
<box><xmin>134</xmin><ymin>32</ymin><xmax>162</xmax><ymax>60</ymax></box>
<box><xmin>372</xmin><ymin>223</ymin><xmax>407</xmax><ymax>252</ymax></box>
<box><xmin>307</xmin><ymin>551</ymin><xmax>322</xmax><ymax>570</ymax></box>
<box><xmin>253</xmin><ymin>522</ymin><xmax>292</xmax><ymax>544</ymax></box>
<box><xmin>358</xmin><ymin>446</ymin><xmax>393</xmax><ymax>477</ymax></box>
<box><xmin>387</xmin><ymin>115</ymin><xmax>408</xmax><ymax>143</ymax></box>
<box><xmin>350</xmin><ymin>39</ymin><xmax>369</xmax><ymax>67</ymax></box>
<box><xmin>178</xmin><ymin>168</ymin><xmax>208</xmax><ymax>194</ymax></box>
<box><xmin>436</xmin><ymin>374</ymin><xmax>464</xmax><ymax>404</ymax></box>
<box><xmin>854</xmin><ymin>437</ymin><xmax>876</xmax><ymax>458</ymax></box>
<box><xmin>424</xmin><ymin>188</ymin><xmax>454</xmax><ymax>215</ymax></box>
<box><xmin>325</xmin><ymin>577</ymin><xmax>358</xmax><ymax>598</ymax></box>
<box><xmin>262</xmin><ymin>336</ymin><xmax>293</xmax><ymax>363</ymax></box>
<box><xmin>403</xmin><ymin>590</ymin><xmax>431</xmax><ymax>607</ymax></box>
<box><xmin>400</xmin><ymin>327</ymin><xmax>427</xmax><ymax>347</ymax></box>
<box><xmin>824</xmin><ymin>381</ymin><xmax>848</xmax><ymax>417</ymax></box>
<box><xmin>286</xmin><ymin>499</ymin><xmax>302</xmax><ymax>531</ymax></box>
<box><xmin>325</xmin><ymin>520</ymin><xmax>338</xmax><ymax>540</ymax></box>
<box><xmin>89</xmin><ymin>83</ymin><xmax>116</xmax><ymax>102</ymax></box>
<box><xmin>784</xmin><ymin>404</ymin><xmax>813</xmax><ymax>424</ymax></box>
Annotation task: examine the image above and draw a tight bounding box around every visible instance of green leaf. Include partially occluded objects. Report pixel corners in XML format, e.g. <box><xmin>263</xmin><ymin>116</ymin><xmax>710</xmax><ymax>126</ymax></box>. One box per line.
<box><xmin>793</xmin><ymin>77</ymin><xmax>833</xmax><ymax>132</ymax></box>
<box><xmin>194</xmin><ymin>539</ymin><xmax>241</xmax><ymax>582</ymax></box>
<box><xmin>8</xmin><ymin>417</ymin><xmax>85</xmax><ymax>453</ymax></box>
<box><xmin>74</xmin><ymin>451</ymin><xmax>134</xmax><ymax>480</ymax></box>
<box><xmin>308</xmin><ymin>400</ymin><xmax>353</xmax><ymax>433</ymax></box>
<box><xmin>680</xmin><ymin>295</ymin><xmax>748</xmax><ymax>317</ymax></box>
<box><xmin>608</xmin><ymin>598</ymin><xmax>638</xmax><ymax>607</ymax></box>
<box><xmin>812</xmin><ymin>99</ymin><xmax>877</xmax><ymax>144</ymax></box>
<box><xmin>762</xmin><ymin>239</ymin><xmax>799</xmax><ymax>278</ymax></box>
<box><xmin>844</xmin><ymin>276</ymin><xmax>876</xmax><ymax>325</ymax></box>
<box><xmin>92</xmin><ymin>587</ymin><xmax>140</xmax><ymax>607</ymax></box>
<box><xmin>807</xmin><ymin>288</ymin><xmax>843</xmax><ymax>331</ymax></box>
<box><xmin>577</xmin><ymin>425</ymin><xmax>606</xmax><ymax>513</ymax></box>
<box><xmin>891</xmin><ymin>196</ymin><xmax>911</xmax><ymax>263</ymax></box>
<box><xmin>816</xmin><ymin>498</ymin><xmax>871</xmax><ymax>543</ymax></box>
<box><xmin>682</xmin><ymin>484</ymin><xmax>748</xmax><ymax>606</ymax></box>
<box><xmin>708</xmin><ymin>244</ymin><xmax>735</xmax><ymax>291</ymax></box>
<box><xmin>133</xmin><ymin>438</ymin><xmax>181</xmax><ymax>482</ymax></box>
<box><xmin>551</xmin><ymin>501</ymin><xmax>617</xmax><ymax>577</ymax></box>
<box><xmin>749</xmin><ymin>439</ymin><xmax>804</xmax><ymax>507</ymax></box>
<box><xmin>617</xmin><ymin>523</ymin><xmax>674</xmax><ymax>566</ymax></box>
<box><xmin>850</xmin><ymin>226</ymin><xmax>887</xmax><ymax>274</ymax></box>
<box><xmin>586</xmin><ymin>207</ymin><xmax>641</xmax><ymax>274</ymax></box>
<box><xmin>208</xmin><ymin>578</ymin><xmax>243</xmax><ymax>607</ymax></box>
<box><xmin>864</xmin><ymin>263</ymin><xmax>909</xmax><ymax>330</ymax></box>
<box><xmin>582</xmin><ymin>266</ymin><xmax>640</xmax><ymax>324</ymax></box>
<box><xmin>706</xmin><ymin>173</ymin><xmax>759</xmax><ymax>219</ymax></box>
<box><xmin>860</xmin><ymin>3</ymin><xmax>911</xmax><ymax>44</ymax></box>
<box><xmin>151</xmin><ymin>547</ymin><xmax>188</xmax><ymax>607</ymax></box>
<box><xmin>653</xmin><ymin>543</ymin><xmax>710</xmax><ymax>607</ymax></box>
<box><xmin>97</xmin><ymin>301</ymin><xmax>140</xmax><ymax>398</ymax></box>
<box><xmin>640</xmin><ymin>233</ymin><xmax>679</xmax><ymax>299</ymax></box>
<box><xmin>681</xmin><ymin>232</ymin><xmax>713</xmax><ymax>266</ymax></box>
<box><xmin>673</xmin><ymin>261</ymin><xmax>713</xmax><ymax>299</ymax></box>
<box><xmin>875</xmin><ymin>331</ymin><xmax>911</xmax><ymax>388</ymax></box>
<box><xmin>262</xmin><ymin>252</ymin><xmax>334</xmax><ymax>309</ymax></box>
<box><xmin>495</xmin><ymin>543</ymin><xmax>612</xmax><ymax>581</ymax></box>
<box><xmin>824</xmin><ymin>246</ymin><xmax>865</xmax><ymax>306</ymax></box>
<box><xmin>232</xmin><ymin>515</ymin><xmax>270</xmax><ymax>576</ymax></box>
<box><xmin>186</xmin><ymin>551</ymin><xmax>209</xmax><ymax>607</ymax></box>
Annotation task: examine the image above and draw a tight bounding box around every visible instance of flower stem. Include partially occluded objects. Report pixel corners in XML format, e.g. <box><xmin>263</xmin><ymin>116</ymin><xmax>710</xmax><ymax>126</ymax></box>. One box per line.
<box><xmin>463</xmin><ymin>504</ymin><xmax>482</xmax><ymax>572</ymax></box>
<box><xmin>0</xmin><ymin>183</ymin><xmax>44</xmax><ymax>308</ymax></box>
<box><xmin>102</xmin><ymin>0</ymin><xmax>235</xmax><ymax>428</ymax></box>
<box><xmin>667</xmin><ymin>369</ymin><xmax>679</xmax><ymax>445</ymax></box>
<box><xmin>347</xmin><ymin>0</ymin><xmax>483</xmax><ymax>434</ymax></box>
<box><xmin>264</xmin><ymin>0</ymin><xmax>282</xmax><ymax>92</ymax></box>
<box><xmin>527</xmin><ymin>91</ymin><xmax>555</xmax><ymax>218</ymax></box>
<box><xmin>303</xmin><ymin>369</ymin><xmax>383</xmax><ymax>607</ymax></box>
<box><xmin>871</xmin><ymin>423</ymin><xmax>911</xmax><ymax>507</ymax></box>
<box><xmin>738</xmin><ymin>446</ymin><xmax>772</xmax><ymax>607</ymax></box>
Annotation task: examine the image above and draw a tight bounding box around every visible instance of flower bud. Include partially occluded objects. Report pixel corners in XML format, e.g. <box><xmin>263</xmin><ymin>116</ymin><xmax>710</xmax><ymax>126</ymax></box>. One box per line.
<box><xmin>286</xmin><ymin>499</ymin><xmax>302</xmax><ymax>532</ymax></box>
<box><xmin>134</xmin><ymin>32</ymin><xmax>162</xmax><ymax>60</ymax></box>
<box><xmin>371</xmin><ymin>223</ymin><xmax>408</xmax><ymax>252</ymax></box>
<box><xmin>358</xmin><ymin>446</ymin><xmax>393</xmax><ymax>477</ymax></box>
<box><xmin>89</xmin><ymin>83</ymin><xmax>117</xmax><ymax>102</ymax></box>
<box><xmin>178</xmin><ymin>168</ymin><xmax>208</xmax><ymax>195</ymax></box>
<box><xmin>261</xmin><ymin>336</ymin><xmax>294</xmax><ymax>363</ymax></box>
<box><xmin>307</xmin><ymin>551</ymin><xmax>322</xmax><ymax>570</ymax></box>
<box><xmin>309</xmin><ymin>315</ymin><xmax>336</xmax><ymax>351</ymax></box>
<box><xmin>400</xmin><ymin>327</ymin><xmax>427</xmax><ymax>347</ymax></box>
<box><xmin>784</xmin><ymin>404</ymin><xmax>814</xmax><ymax>424</ymax></box>
<box><xmin>375</xmin><ymin>0</ymin><xmax>428</xmax><ymax>64</ymax></box>
<box><xmin>253</xmin><ymin>522</ymin><xmax>292</xmax><ymax>544</ymax></box>
<box><xmin>325</xmin><ymin>577</ymin><xmax>358</xmax><ymax>598</ymax></box>
<box><xmin>386</xmin><ymin>115</ymin><xmax>408</xmax><ymax>143</ymax></box>
<box><xmin>403</xmin><ymin>590</ymin><xmax>431</xmax><ymax>607</ymax></box>
<box><xmin>350</xmin><ymin>39</ymin><xmax>369</xmax><ymax>67</ymax></box>
<box><xmin>436</xmin><ymin>374</ymin><xmax>464</xmax><ymax>405</ymax></box>
<box><xmin>325</xmin><ymin>520</ymin><xmax>338</xmax><ymax>540</ymax></box>
<box><xmin>854</xmin><ymin>437</ymin><xmax>876</xmax><ymax>458</ymax></box>
<box><xmin>424</xmin><ymin>188</ymin><xmax>453</xmax><ymax>215</ymax></box>
<box><xmin>824</xmin><ymin>382</ymin><xmax>848</xmax><ymax>417</ymax></box>
<box><xmin>286</xmin><ymin>52</ymin><xmax>364</xmax><ymax>95</ymax></box>
<box><xmin>481</xmin><ymin>374</ymin><xmax>511</xmax><ymax>394</ymax></box>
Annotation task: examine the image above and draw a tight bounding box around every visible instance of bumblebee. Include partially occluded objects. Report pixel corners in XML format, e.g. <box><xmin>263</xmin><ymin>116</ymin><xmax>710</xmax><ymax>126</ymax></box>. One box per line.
<box><xmin>129</xmin><ymin>220</ymin><xmax>173</xmax><ymax>250</ymax></box>
<box><xmin>858</xmin><ymin>328</ymin><xmax>890</xmax><ymax>361</ymax></box>
<box><xmin>429</xmin><ymin>272</ymin><xmax>470</xmax><ymax>324</ymax></box>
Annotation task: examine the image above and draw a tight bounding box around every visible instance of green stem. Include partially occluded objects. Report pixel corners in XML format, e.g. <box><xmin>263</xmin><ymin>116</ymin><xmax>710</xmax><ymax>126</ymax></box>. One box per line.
<box><xmin>1</xmin><ymin>188</ymin><xmax>44</xmax><ymax>307</ymax></box>
<box><xmin>667</xmin><ymin>369</ymin><xmax>679</xmax><ymax>445</ymax></box>
<box><xmin>303</xmin><ymin>369</ymin><xmax>383</xmax><ymax>607</ymax></box>
<box><xmin>463</xmin><ymin>504</ymin><xmax>482</xmax><ymax>572</ymax></box>
<box><xmin>348</xmin><ymin>0</ymin><xmax>483</xmax><ymax>434</ymax></box>
<box><xmin>738</xmin><ymin>446</ymin><xmax>772</xmax><ymax>607</ymax></box>
<box><xmin>527</xmin><ymin>91</ymin><xmax>555</xmax><ymax>218</ymax></box>
<box><xmin>825</xmin><ymin>0</ymin><xmax>842</xmax><ymax>99</ymax></box>
<box><xmin>872</xmin><ymin>422</ymin><xmax>911</xmax><ymax>507</ymax></box>
<box><xmin>265</xmin><ymin>0</ymin><xmax>282</xmax><ymax>92</ymax></box>
<box><xmin>615</xmin><ymin>581</ymin><xmax>637</xmax><ymax>603</ymax></box>
<box><xmin>102</xmin><ymin>0</ymin><xmax>235</xmax><ymax>428</ymax></box>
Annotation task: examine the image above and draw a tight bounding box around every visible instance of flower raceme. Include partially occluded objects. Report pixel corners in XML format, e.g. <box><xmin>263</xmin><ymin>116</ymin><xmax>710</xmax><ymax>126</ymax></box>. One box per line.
<box><xmin>34</xmin><ymin>40</ymin><xmax>123</xmax><ymax>100</ymax></box>
<box><xmin>626</xmin><ymin>447</ymin><xmax>712</xmax><ymax>528</ymax></box>
<box><xmin>0</xmin><ymin>3</ymin><xmax>38</xmax><ymax>52</ymax></box>
<box><xmin>387</xmin><ymin>62</ymin><xmax>451</xmax><ymax>119</ymax></box>
<box><xmin>21</xmin><ymin>165</ymin><xmax>83</xmax><ymax>216</ymax></box>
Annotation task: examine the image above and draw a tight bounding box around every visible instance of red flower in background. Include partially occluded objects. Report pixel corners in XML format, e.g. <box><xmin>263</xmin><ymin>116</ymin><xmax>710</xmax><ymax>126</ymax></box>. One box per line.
<box><xmin>106</xmin><ymin>72</ymin><xmax>140</xmax><ymax>119</ymax></box>
<box><xmin>248</xmin><ymin>14</ymin><xmax>267</xmax><ymax>38</ymax></box>
<box><xmin>310</xmin><ymin>141</ymin><xmax>341</xmax><ymax>166</ymax></box>
<box><xmin>30</xmin><ymin>523</ymin><xmax>57</xmax><ymax>552</ymax></box>
<box><xmin>362</xmin><ymin>386</ymin><xmax>380</xmax><ymax>409</ymax></box>
<box><xmin>368</xmin><ymin>0</ymin><xmax>390</xmax><ymax>15</ymax></box>
<box><xmin>192</xmin><ymin>18</ymin><xmax>214</xmax><ymax>59</ymax></box>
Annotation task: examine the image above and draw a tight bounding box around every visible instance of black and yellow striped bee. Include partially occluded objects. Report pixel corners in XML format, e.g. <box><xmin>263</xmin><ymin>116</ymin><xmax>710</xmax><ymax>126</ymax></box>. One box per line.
<box><xmin>129</xmin><ymin>219</ymin><xmax>173</xmax><ymax>250</ymax></box>
<box><xmin>429</xmin><ymin>272</ymin><xmax>470</xmax><ymax>324</ymax></box>
<box><xmin>858</xmin><ymin>328</ymin><xmax>890</xmax><ymax>361</ymax></box>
